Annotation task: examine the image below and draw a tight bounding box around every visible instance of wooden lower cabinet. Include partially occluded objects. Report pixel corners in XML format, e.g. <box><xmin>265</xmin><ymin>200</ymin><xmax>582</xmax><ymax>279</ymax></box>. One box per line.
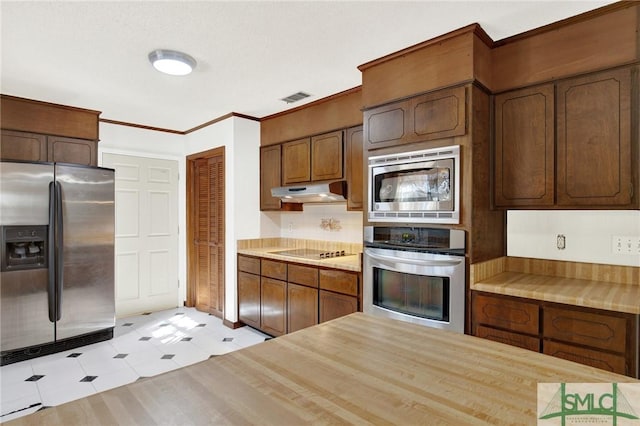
<box><xmin>237</xmin><ymin>254</ymin><xmax>361</xmax><ymax>336</ymax></box>
<box><xmin>472</xmin><ymin>291</ymin><xmax>638</xmax><ymax>378</ymax></box>
<box><xmin>288</xmin><ymin>283</ymin><xmax>318</xmax><ymax>333</ymax></box>
<box><xmin>475</xmin><ymin>324</ymin><xmax>540</xmax><ymax>352</ymax></box>
<box><xmin>543</xmin><ymin>340</ymin><xmax>627</xmax><ymax>375</ymax></box>
<box><xmin>319</xmin><ymin>290</ymin><xmax>358</xmax><ymax>323</ymax></box>
<box><xmin>238</xmin><ymin>271</ymin><xmax>260</xmax><ymax>329</ymax></box>
<box><xmin>261</xmin><ymin>277</ymin><xmax>287</xmax><ymax>337</ymax></box>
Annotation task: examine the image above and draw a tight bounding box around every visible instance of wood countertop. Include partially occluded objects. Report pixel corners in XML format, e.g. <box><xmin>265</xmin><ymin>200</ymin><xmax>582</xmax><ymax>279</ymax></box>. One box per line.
<box><xmin>8</xmin><ymin>313</ymin><xmax>639</xmax><ymax>426</ymax></box>
<box><xmin>471</xmin><ymin>257</ymin><xmax>640</xmax><ymax>314</ymax></box>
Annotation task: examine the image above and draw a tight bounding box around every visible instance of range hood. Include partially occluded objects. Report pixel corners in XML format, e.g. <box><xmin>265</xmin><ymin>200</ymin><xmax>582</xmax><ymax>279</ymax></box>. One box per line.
<box><xmin>271</xmin><ymin>181</ymin><xmax>347</xmax><ymax>203</ymax></box>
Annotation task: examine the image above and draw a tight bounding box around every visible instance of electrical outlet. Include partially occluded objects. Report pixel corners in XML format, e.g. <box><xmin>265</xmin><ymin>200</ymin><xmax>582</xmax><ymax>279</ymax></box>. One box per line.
<box><xmin>556</xmin><ymin>234</ymin><xmax>566</xmax><ymax>250</ymax></box>
<box><xmin>611</xmin><ymin>235</ymin><xmax>640</xmax><ymax>254</ymax></box>
<box><xmin>288</xmin><ymin>222</ymin><xmax>293</xmax><ymax>232</ymax></box>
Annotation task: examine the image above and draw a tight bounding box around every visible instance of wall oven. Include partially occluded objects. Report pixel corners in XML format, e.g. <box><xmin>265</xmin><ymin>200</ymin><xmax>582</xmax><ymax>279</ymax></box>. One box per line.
<box><xmin>368</xmin><ymin>145</ymin><xmax>460</xmax><ymax>224</ymax></box>
<box><xmin>363</xmin><ymin>226</ymin><xmax>465</xmax><ymax>333</ymax></box>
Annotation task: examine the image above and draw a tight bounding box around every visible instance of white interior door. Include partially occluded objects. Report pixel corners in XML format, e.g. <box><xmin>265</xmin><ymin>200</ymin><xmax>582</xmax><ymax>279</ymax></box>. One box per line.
<box><xmin>102</xmin><ymin>153</ymin><xmax>179</xmax><ymax>317</ymax></box>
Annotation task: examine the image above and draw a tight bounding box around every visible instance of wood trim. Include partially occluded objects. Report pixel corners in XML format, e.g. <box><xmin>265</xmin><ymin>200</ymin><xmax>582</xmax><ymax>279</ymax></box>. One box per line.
<box><xmin>261</xmin><ymin>88</ymin><xmax>363</xmax><ymax>146</ymax></box>
<box><xmin>99</xmin><ymin>118</ymin><xmax>185</xmax><ymax>135</ymax></box>
<box><xmin>184</xmin><ymin>112</ymin><xmax>259</xmax><ymax>134</ymax></box>
<box><xmin>260</xmin><ymin>86</ymin><xmax>362</xmax><ymax>121</ymax></box>
<box><xmin>223</xmin><ymin>318</ymin><xmax>244</xmax><ymax>329</ymax></box>
<box><xmin>1</xmin><ymin>94</ymin><xmax>101</xmax><ymax>115</ymax></box>
<box><xmin>357</xmin><ymin>24</ymin><xmax>490</xmax><ymax>71</ymax></box>
<box><xmin>493</xmin><ymin>1</ymin><xmax>638</xmax><ymax>47</ymax></box>
<box><xmin>1</xmin><ymin>94</ymin><xmax>101</xmax><ymax>140</ymax></box>
<box><xmin>101</xmin><ymin>112</ymin><xmax>259</xmax><ymax>136</ymax></box>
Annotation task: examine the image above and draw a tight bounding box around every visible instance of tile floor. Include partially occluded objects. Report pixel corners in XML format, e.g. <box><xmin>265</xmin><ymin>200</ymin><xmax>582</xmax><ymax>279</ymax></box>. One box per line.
<box><xmin>0</xmin><ymin>307</ymin><xmax>270</xmax><ymax>423</ymax></box>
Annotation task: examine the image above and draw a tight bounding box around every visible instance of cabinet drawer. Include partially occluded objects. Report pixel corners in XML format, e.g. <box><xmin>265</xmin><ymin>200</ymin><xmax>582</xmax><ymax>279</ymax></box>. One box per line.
<box><xmin>238</xmin><ymin>255</ymin><xmax>260</xmax><ymax>275</ymax></box>
<box><xmin>475</xmin><ymin>325</ymin><xmax>540</xmax><ymax>352</ymax></box>
<box><xmin>319</xmin><ymin>269</ymin><xmax>358</xmax><ymax>296</ymax></box>
<box><xmin>472</xmin><ymin>293</ymin><xmax>539</xmax><ymax>335</ymax></box>
<box><xmin>543</xmin><ymin>307</ymin><xmax>627</xmax><ymax>353</ymax></box>
<box><xmin>288</xmin><ymin>264</ymin><xmax>318</xmax><ymax>288</ymax></box>
<box><xmin>543</xmin><ymin>340</ymin><xmax>627</xmax><ymax>376</ymax></box>
<box><xmin>261</xmin><ymin>259</ymin><xmax>287</xmax><ymax>281</ymax></box>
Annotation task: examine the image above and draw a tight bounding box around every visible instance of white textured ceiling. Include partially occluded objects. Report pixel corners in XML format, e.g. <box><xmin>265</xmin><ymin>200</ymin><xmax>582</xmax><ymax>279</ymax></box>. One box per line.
<box><xmin>1</xmin><ymin>1</ymin><xmax>615</xmax><ymax>132</ymax></box>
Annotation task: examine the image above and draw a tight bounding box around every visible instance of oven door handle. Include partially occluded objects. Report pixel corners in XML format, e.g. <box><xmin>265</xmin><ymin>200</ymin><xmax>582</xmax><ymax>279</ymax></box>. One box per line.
<box><xmin>365</xmin><ymin>250</ymin><xmax>463</xmax><ymax>267</ymax></box>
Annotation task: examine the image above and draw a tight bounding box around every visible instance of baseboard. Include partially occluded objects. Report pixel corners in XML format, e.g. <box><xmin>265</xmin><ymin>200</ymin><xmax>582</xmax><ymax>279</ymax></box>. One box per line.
<box><xmin>223</xmin><ymin>318</ymin><xmax>244</xmax><ymax>329</ymax></box>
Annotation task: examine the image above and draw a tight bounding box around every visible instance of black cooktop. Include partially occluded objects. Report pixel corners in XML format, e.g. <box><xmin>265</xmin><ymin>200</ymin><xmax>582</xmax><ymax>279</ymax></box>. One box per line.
<box><xmin>273</xmin><ymin>248</ymin><xmax>353</xmax><ymax>260</ymax></box>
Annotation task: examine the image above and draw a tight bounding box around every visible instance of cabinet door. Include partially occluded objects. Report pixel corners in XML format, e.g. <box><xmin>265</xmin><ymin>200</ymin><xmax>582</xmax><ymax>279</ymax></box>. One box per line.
<box><xmin>287</xmin><ymin>283</ymin><xmax>318</xmax><ymax>333</ymax></box>
<box><xmin>238</xmin><ymin>271</ymin><xmax>260</xmax><ymax>329</ymax></box>
<box><xmin>543</xmin><ymin>306</ymin><xmax>627</xmax><ymax>353</ymax></box>
<box><xmin>0</xmin><ymin>130</ymin><xmax>47</xmax><ymax>162</ymax></box>
<box><xmin>364</xmin><ymin>100</ymin><xmax>410</xmax><ymax>150</ymax></box>
<box><xmin>319</xmin><ymin>290</ymin><xmax>357</xmax><ymax>323</ymax></box>
<box><xmin>409</xmin><ymin>86</ymin><xmax>466</xmax><ymax>142</ymax></box>
<box><xmin>48</xmin><ymin>136</ymin><xmax>97</xmax><ymax>166</ymax></box>
<box><xmin>494</xmin><ymin>84</ymin><xmax>555</xmax><ymax>207</ymax></box>
<box><xmin>260</xmin><ymin>145</ymin><xmax>282</xmax><ymax>210</ymax></box>
<box><xmin>282</xmin><ymin>138</ymin><xmax>311</xmax><ymax>184</ymax></box>
<box><xmin>261</xmin><ymin>277</ymin><xmax>287</xmax><ymax>336</ymax></box>
<box><xmin>311</xmin><ymin>130</ymin><xmax>343</xmax><ymax>181</ymax></box>
<box><xmin>556</xmin><ymin>68</ymin><xmax>632</xmax><ymax>206</ymax></box>
<box><xmin>345</xmin><ymin>126</ymin><xmax>364</xmax><ymax>211</ymax></box>
<box><xmin>472</xmin><ymin>293</ymin><xmax>539</xmax><ymax>335</ymax></box>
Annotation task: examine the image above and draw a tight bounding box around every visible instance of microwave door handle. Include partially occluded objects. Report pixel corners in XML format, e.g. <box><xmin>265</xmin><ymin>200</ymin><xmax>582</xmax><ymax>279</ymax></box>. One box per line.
<box><xmin>365</xmin><ymin>251</ymin><xmax>462</xmax><ymax>267</ymax></box>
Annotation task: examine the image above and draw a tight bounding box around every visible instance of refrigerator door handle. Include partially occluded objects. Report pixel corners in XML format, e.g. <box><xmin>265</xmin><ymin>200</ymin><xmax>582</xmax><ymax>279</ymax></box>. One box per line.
<box><xmin>55</xmin><ymin>181</ymin><xmax>63</xmax><ymax>321</ymax></box>
<box><xmin>47</xmin><ymin>181</ymin><xmax>56</xmax><ymax>322</ymax></box>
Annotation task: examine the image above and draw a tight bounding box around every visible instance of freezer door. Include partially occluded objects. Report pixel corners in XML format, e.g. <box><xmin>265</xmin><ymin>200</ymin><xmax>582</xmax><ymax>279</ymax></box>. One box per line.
<box><xmin>55</xmin><ymin>164</ymin><xmax>115</xmax><ymax>340</ymax></box>
<box><xmin>0</xmin><ymin>162</ymin><xmax>55</xmax><ymax>351</ymax></box>
<box><xmin>0</xmin><ymin>161</ymin><xmax>52</xmax><ymax>226</ymax></box>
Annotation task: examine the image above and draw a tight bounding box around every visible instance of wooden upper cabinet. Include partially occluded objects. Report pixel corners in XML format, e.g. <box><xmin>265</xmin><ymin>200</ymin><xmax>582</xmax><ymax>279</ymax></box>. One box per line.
<box><xmin>0</xmin><ymin>130</ymin><xmax>47</xmax><ymax>162</ymax></box>
<box><xmin>48</xmin><ymin>136</ymin><xmax>97</xmax><ymax>166</ymax></box>
<box><xmin>282</xmin><ymin>138</ymin><xmax>311</xmax><ymax>184</ymax></box>
<box><xmin>556</xmin><ymin>68</ymin><xmax>633</xmax><ymax>206</ymax></box>
<box><xmin>311</xmin><ymin>130</ymin><xmax>343</xmax><ymax>181</ymax></box>
<box><xmin>364</xmin><ymin>101</ymin><xmax>409</xmax><ymax>149</ymax></box>
<box><xmin>494</xmin><ymin>84</ymin><xmax>555</xmax><ymax>207</ymax></box>
<box><xmin>1</xmin><ymin>95</ymin><xmax>100</xmax><ymax>166</ymax></box>
<box><xmin>364</xmin><ymin>86</ymin><xmax>466</xmax><ymax>150</ymax></box>
<box><xmin>260</xmin><ymin>145</ymin><xmax>282</xmax><ymax>210</ymax></box>
<box><xmin>345</xmin><ymin>126</ymin><xmax>364</xmax><ymax>211</ymax></box>
<box><xmin>1</xmin><ymin>130</ymin><xmax>97</xmax><ymax>166</ymax></box>
<box><xmin>410</xmin><ymin>86</ymin><xmax>466</xmax><ymax>141</ymax></box>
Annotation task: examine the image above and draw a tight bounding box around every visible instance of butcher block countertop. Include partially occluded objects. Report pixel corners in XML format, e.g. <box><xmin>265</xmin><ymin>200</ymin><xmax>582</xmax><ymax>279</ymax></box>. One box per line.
<box><xmin>8</xmin><ymin>313</ymin><xmax>638</xmax><ymax>426</ymax></box>
<box><xmin>470</xmin><ymin>257</ymin><xmax>640</xmax><ymax>314</ymax></box>
<box><xmin>237</xmin><ymin>237</ymin><xmax>362</xmax><ymax>272</ymax></box>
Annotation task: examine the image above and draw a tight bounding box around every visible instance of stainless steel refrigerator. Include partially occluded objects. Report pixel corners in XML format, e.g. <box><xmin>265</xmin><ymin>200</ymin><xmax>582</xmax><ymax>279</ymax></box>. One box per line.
<box><xmin>0</xmin><ymin>161</ymin><xmax>115</xmax><ymax>365</ymax></box>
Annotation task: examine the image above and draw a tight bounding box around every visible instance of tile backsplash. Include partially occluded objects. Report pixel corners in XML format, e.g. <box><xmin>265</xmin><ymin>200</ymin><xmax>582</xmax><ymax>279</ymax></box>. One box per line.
<box><xmin>276</xmin><ymin>204</ymin><xmax>363</xmax><ymax>243</ymax></box>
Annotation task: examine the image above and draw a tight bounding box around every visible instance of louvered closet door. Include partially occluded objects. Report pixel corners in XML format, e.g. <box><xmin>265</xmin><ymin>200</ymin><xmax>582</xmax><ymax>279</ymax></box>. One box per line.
<box><xmin>193</xmin><ymin>155</ymin><xmax>225</xmax><ymax>317</ymax></box>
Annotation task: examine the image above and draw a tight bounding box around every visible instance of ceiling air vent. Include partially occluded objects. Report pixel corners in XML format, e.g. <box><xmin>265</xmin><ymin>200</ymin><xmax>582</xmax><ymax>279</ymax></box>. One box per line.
<box><xmin>281</xmin><ymin>91</ymin><xmax>311</xmax><ymax>104</ymax></box>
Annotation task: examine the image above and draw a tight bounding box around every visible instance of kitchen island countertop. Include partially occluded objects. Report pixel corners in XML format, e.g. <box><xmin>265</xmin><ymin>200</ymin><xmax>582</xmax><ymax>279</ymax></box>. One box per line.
<box><xmin>7</xmin><ymin>313</ymin><xmax>638</xmax><ymax>425</ymax></box>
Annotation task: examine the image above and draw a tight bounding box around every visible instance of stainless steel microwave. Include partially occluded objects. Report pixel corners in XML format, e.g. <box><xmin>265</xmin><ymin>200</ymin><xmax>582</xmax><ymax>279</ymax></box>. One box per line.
<box><xmin>368</xmin><ymin>145</ymin><xmax>460</xmax><ymax>224</ymax></box>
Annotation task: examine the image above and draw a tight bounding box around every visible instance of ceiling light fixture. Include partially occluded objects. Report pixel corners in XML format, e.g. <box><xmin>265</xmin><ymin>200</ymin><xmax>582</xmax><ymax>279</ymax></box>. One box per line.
<box><xmin>148</xmin><ymin>49</ymin><xmax>196</xmax><ymax>76</ymax></box>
